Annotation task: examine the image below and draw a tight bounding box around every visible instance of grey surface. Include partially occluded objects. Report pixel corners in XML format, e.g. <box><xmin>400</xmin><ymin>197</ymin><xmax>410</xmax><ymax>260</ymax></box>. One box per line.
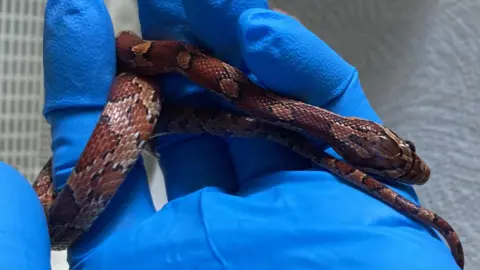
<box><xmin>270</xmin><ymin>0</ymin><xmax>478</xmax><ymax>267</ymax></box>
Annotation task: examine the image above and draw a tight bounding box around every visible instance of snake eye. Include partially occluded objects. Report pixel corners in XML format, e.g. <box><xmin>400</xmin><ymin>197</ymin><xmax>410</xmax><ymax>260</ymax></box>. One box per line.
<box><xmin>405</xmin><ymin>140</ymin><xmax>416</xmax><ymax>152</ymax></box>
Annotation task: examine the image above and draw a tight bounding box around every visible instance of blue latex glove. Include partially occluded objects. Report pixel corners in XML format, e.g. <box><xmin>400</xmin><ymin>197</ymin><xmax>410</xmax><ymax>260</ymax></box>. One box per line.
<box><xmin>0</xmin><ymin>0</ymin><xmax>458</xmax><ymax>269</ymax></box>
<box><xmin>0</xmin><ymin>162</ymin><xmax>50</xmax><ymax>269</ymax></box>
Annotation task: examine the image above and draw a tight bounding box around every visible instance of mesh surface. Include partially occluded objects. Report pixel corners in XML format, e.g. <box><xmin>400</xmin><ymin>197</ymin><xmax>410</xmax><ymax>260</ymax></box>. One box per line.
<box><xmin>0</xmin><ymin>0</ymin><xmax>49</xmax><ymax>181</ymax></box>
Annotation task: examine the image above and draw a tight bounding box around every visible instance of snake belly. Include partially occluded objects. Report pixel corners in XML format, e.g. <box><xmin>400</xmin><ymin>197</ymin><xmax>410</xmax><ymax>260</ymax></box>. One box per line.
<box><xmin>32</xmin><ymin>31</ymin><xmax>464</xmax><ymax>269</ymax></box>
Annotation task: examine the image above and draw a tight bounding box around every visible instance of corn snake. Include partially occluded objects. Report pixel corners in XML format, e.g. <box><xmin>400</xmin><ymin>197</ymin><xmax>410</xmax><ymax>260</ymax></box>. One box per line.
<box><xmin>32</xmin><ymin>30</ymin><xmax>464</xmax><ymax>268</ymax></box>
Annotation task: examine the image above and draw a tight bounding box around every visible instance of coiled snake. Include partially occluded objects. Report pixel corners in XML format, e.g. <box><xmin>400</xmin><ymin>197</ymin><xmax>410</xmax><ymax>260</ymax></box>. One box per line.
<box><xmin>32</xmin><ymin>31</ymin><xmax>465</xmax><ymax>268</ymax></box>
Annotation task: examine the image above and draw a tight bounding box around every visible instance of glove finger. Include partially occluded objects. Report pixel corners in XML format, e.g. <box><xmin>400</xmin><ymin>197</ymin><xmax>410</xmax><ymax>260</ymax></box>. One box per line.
<box><xmin>178</xmin><ymin>1</ymin><xmax>310</xmax><ymax>185</ymax></box>
<box><xmin>43</xmin><ymin>0</ymin><xmax>115</xmax><ymax>116</ymax></box>
<box><xmin>138</xmin><ymin>0</ymin><xmax>194</xmax><ymax>41</ymax></box>
<box><xmin>232</xmin><ymin>9</ymin><xmax>383</xmax><ymax>184</ymax></box>
<box><xmin>0</xmin><ymin>162</ymin><xmax>50</xmax><ymax>269</ymax></box>
<box><xmin>183</xmin><ymin>0</ymin><xmax>269</xmax><ymax>66</ymax></box>
<box><xmin>137</xmin><ymin>0</ymin><xmax>239</xmax><ymax>200</ymax></box>
<box><xmin>238</xmin><ymin>9</ymin><xmax>358</xmax><ymax>108</ymax></box>
<box><xmin>43</xmin><ymin>0</ymin><xmax>157</xmax><ymax>255</ymax></box>
<box><xmin>233</xmin><ymin>9</ymin><xmax>384</xmax><ymax>185</ymax></box>
<box><xmin>179</xmin><ymin>5</ymin><xmax>357</xmax><ymax>184</ymax></box>
<box><xmin>43</xmin><ymin>0</ymin><xmax>116</xmax><ymax>188</ymax></box>
<box><xmin>183</xmin><ymin>3</ymin><xmax>356</xmax><ymax>107</ymax></box>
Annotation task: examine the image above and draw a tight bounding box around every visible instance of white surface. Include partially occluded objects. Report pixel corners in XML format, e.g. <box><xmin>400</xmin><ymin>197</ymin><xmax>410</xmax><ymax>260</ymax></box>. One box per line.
<box><xmin>0</xmin><ymin>0</ymin><xmax>477</xmax><ymax>269</ymax></box>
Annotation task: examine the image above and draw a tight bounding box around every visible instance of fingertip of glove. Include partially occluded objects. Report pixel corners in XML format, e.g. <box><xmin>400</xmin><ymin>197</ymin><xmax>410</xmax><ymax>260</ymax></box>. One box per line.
<box><xmin>237</xmin><ymin>9</ymin><xmax>357</xmax><ymax>107</ymax></box>
<box><xmin>44</xmin><ymin>0</ymin><xmax>114</xmax><ymax>52</ymax></box>
<box><xmin>0</xmin><ymin>162</ymin><xmax>37</xmax><ymax>201</ymax></box>
<box><xmin>0</xmin><ymin>162</ymin><xmax>50</xmax><ymax>267</ymax></box>
<box><xmin>0</xmin><ymin>162</ymin><xmax>46</xmax><ymax>220</ymax></box>
<box><xmin>183</xmin><ymin>0</ymin><xmax>269</xmax><ymax>64</ymax></box>
<box><xmin>43</xmin><ymin>0</ymin><xmax>116</xmax><ymax>116</ymax></box>
<box><xmin>138</xmin><ymin>0</ymin><xmax>197</xmax><ymax>42</ymax></box>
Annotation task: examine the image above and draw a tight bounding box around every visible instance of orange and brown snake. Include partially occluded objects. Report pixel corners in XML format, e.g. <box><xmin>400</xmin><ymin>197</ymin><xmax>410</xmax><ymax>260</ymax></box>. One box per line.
<box><xmin>32</xmin><ymin>31</ymin><xmax>464</xmax><ymax>268</ymax></box>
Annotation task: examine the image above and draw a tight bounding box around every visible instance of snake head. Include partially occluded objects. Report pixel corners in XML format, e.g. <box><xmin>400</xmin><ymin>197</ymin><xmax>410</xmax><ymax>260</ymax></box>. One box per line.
<box><xmin>333</xmin><ymin>120</ymin><xmax>431</xmax><ymax>185</ymax></box>
<box><xmin>361</xmin><ymin>126</ymin><xmax>431</xmax><ymax>185</ymax></box>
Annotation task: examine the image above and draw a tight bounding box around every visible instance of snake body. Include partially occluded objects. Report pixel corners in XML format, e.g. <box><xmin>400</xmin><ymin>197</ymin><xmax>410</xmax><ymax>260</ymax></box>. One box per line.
<box><xmin>32</xmin><ymin>31</ymin><xmax>464</xmax><ymax>268</ymax></box>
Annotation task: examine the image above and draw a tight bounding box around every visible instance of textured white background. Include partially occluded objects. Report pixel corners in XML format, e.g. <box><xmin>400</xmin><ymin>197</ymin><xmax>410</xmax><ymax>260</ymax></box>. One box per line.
<box><xmin>0</xmin><ymin>0</ymin><xmax>477</xmax><ymax>269</ymax></box>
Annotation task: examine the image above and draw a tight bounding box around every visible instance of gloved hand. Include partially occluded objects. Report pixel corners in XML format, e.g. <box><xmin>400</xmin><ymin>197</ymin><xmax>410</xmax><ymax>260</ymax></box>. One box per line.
<box><xmin>0</xmin><ymin>162</ymin><xmax>50</xmax><ymax>269</ymax></box>
<box><xmin>0</xmin><ymin>0</ymin><xmax>456</xmax><ymax>269</ymax></box>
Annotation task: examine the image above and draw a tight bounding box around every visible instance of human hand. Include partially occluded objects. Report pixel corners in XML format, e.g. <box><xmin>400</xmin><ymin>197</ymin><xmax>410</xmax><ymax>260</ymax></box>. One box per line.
<box><xmin>0</xmin><ymin>162</ymin><xmax>50</xmax><ymax>269</ymax></box>
<box><xmin>42</xmin><ymin>0</ymin><xmax>460</xmax><ymax>269</ymax></box>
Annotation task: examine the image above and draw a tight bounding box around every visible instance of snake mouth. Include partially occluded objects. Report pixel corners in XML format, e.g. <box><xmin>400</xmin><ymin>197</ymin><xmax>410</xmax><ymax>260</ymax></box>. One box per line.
<box><xmin>399</xmin><ymin>151</ymin><xmax>430</xmax><ymax>185</ymax></box>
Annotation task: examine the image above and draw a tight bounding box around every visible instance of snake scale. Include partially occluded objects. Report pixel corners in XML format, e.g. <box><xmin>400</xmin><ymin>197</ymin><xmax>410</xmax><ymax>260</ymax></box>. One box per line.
<box><xmin>31</xmin><ymin>30</ymin><xmax>464</xmax><ymax>268</ymax></box>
